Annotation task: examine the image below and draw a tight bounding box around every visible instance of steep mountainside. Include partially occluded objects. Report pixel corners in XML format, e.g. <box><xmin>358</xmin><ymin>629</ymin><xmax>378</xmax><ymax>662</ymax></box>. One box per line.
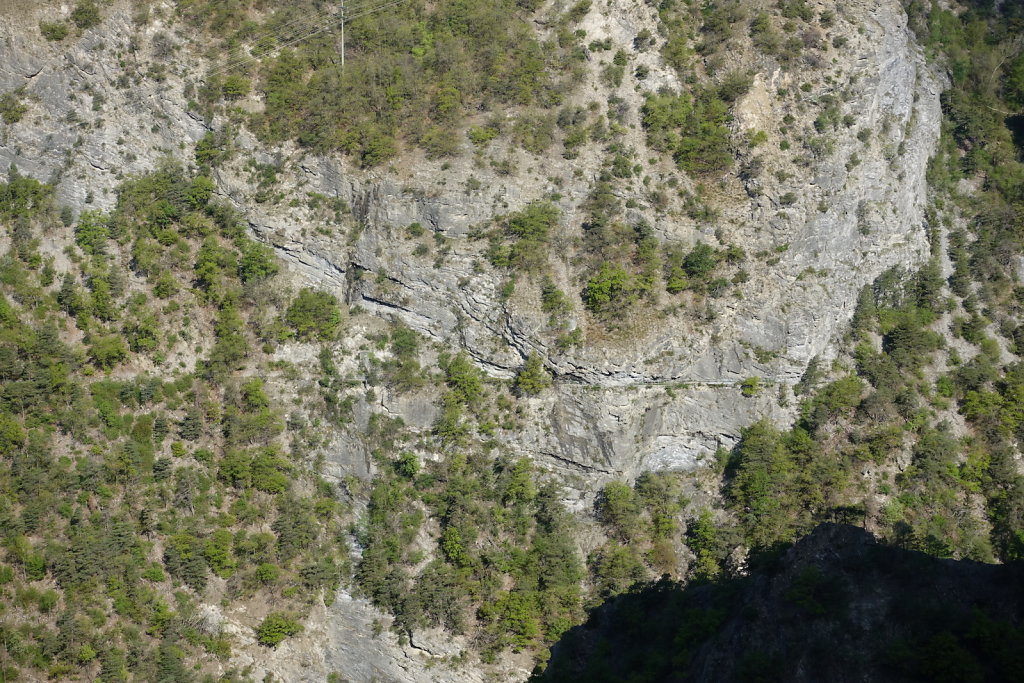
<box><xmin>0</xmin><ymin>0</ymin><xmax>940</xmax><ymax>477</ymax></box>
<box><xmin>1</xmin><ymin>0</ymin><xmax>1022</xmax><ymax>682</ymax></box>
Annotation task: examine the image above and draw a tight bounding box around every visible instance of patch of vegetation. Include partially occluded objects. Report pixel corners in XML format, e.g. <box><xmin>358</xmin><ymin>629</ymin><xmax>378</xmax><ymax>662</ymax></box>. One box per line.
<box><xmin>515</xmin><ymin>353</ymin><xmax>552</xmax><ymax>396</ymax></box>
<box><xmin>39</xmin><ymin>21</ymin><xmax>70</xmax><ymax>41</ymax></box>
<box><xmin>284</xmin><ymin>288</ymin><xmax>342</xmax><ymax>341</ymax></box>
<box><xmin>641</xmin><ymin>89</ymin><xmax>734</xmax><ymax>176</ymax></box>
<box><xmin>0</xmin><ymin>161</ymin><xmax>350</xmax><ymax>680</ymax></box>
<box><xmin>487</xmin><ymin>201</ymin><xmax>561</xmax><ymax>273</ymax></box>
<box><xmin>255</xmin><ymin>612</ymin><xmax>303</xmax><ymax>646</ymax></box>
<box><xmin>186</xmin><ymin>0</ymin><xmax>584</xmax><ymax>165</ymax></box>
<box><xmin>0</xmin><ymin>89</ymin><xmax>27</xmax><ymax>125</ymax></box>
<box><xmin>355</xmin><ymin>451</ymin><xmax>582</xmax><ymax>656</ymax></box>
<box><xmin>590</xmin><ymin>473</ymin><xmax>690</xmax><ymax>595</ymax></box>
<box><xmin>70</xmin><ymin>1</ymin><xmax>102</xmax><ymax>30</ymax></box>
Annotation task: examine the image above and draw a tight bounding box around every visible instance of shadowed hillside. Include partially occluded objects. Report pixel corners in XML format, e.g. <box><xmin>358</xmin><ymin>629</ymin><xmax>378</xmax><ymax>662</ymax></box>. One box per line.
<box><xmin>534</xmin><ymin>524</ymin><xmax>1024</xmax><ymax>683</ymax></box>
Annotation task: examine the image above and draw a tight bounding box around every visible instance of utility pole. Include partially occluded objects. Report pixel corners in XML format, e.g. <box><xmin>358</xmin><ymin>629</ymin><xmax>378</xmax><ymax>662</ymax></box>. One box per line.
<box><xmin>340</xmin><ymin>0</ymin><xmax>345</xmax><ymax>71</ymax></box>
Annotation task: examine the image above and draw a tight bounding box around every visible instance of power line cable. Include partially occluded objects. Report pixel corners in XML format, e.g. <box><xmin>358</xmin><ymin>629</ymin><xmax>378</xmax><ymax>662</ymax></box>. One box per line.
<box><xmin>204</xmin><ymin>7</ymin><xmax>343</xmax><ymax>74</ymax></box>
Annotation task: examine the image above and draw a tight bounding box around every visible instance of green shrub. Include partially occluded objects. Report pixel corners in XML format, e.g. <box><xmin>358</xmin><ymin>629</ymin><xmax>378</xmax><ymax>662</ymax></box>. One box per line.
<box><xmin>494</xmin><ymin>201</ymin><xmax>560</xmax><ymax>272</ymax></box>
<box><xmin>251</xmin><ymin>447</ymin><xmax>291</xmax><ymax>494</ymax></box>
<box><xmin>441</xmin><ymin>352</ymin><xmax>483</xmax><ymax>405</ymax></box>
<box><xmin>285</xmin><ymin>288</ymin><xmax>341</xmax><ymax>341</ymax></box>
<box><xmin>195</xmin><ymin>132</ymin><xmax>225</xmax><ymax>168</ymax></box>
<box><xmin>583</xmin><ymin>263</ymin><xmax>634</xmax><ymax>314</ymax></box>
<box><xmin>222</xmin><ymin>75</ymin><xmax>251</xmax><ymax>99</ymax></box>
<box><xmin>358</xmin><ymin>127</ymin><xmax>398</xmax><ymax>168</ymax></box>
<box><xmin>515</xmin><ymin>353</ymin><xmax>551</xmax><ymax>396</ymax></box>
<box><xmin>595</xmin><ymin>481</ymin><xmax>640</xmax><ymax>540</ymax></box>
<box><xmin>72</xmin><ymin>210</ymin><xmax>109</xmax><ymax>253</ymax></box>
<box><xmin>468</xmin><ymin>125</ymin><xmax>500</xmax><ymax>147</ymax></box>
<box><xmin>89</xmin><ymin>335</ymin><xmax>128</xmax><ymax>369</ymax></box>
<box><xmin>39</xmin><ymin>21</ymin><xmax>70</xmax><ymax>41</ymax></box>
<box><xmin>567</xmin><ymin>0</ymin><xmax>592</xmax><ymax>23</ymax></box>
<box><xmin>718</xmin><ymin>71</ymin><xmax>753</xmax><ymax>102</ymax></box>
<box><xmin>740</xmin><ymin>376</ymin><xmax>762</xmax><ymax>397</ymax></box>
<box><xmin>641</xmin><ymin>90</ymin><xmax>734</xmax><ymax>175</ymax></box>
<box><xmin>728</xmin><ymin>420</ymin><xmax>796</xmax><ymax>547</ymax></box>
<box><xmin>204</xmin><ymin>529</ymin><xmax>237</xmax><ymax>578</ymax></box>
<box><xmin>255</xmin><ymin>562</ymin><xmax>280</xmax><ymax>584</ymax></box>
<box><xmin>238</xmin><ymin>240</ymin><xmax>279</xmax><ymax>282</ymax></box>
<box><xmin>589</xmin><ymin>543</ymin><xmax>646</xmax><ymax>598</ymax></box>
<box><xmin>394</xmin><ymin>452</ymin><xmax>420</xmax><ymax>479</ymax></box>
<box><xmin>683</xmin><ymin>243</ymin><xmax>719</xmax><ymax>279</ymax></box>
<box><xmin>507</xmin><ymin>202</ymin><xmax>559</xmax><ymax>242</ymax></box>
<box><xmin>0</xmin><ymin>89</ymin><xmax>28</xmax><ymax>125</ymax></box>
<box><xmin>255</xmin><ymin>612</ymin><xmax>303</xmax><ymax>646</ymax></box>
<box><xmin>70</xmin><ymin>1</ymin><xmax>102</xmax><ymax>29</ymax></box>
<box><xmin>687</xmin><ymin>509</ymin><xmax>723</xmax><ymax>580</ymax></box>
<box><xmin>540</xmin><ymin>278</ymin><xmax>572</xmax><ymax>320</ymax></box>
<box><xmin>0</xmin><ymin>415</ymin><xmax>26</xmax><ymax>457</ymax></box>
<box><xmin>207</xmin><ymin>307</ymin><xmax>249</xmax><ymax>375</ymax></box>
<box><xmin>665</xmin><ymin>266</ymin><xmax>689</xmax><ymax>294</ymax></box>
<box><xmin>164</xmin><ymin>533</ymin><xmax>208</xmax><ymax>591</ymax></box>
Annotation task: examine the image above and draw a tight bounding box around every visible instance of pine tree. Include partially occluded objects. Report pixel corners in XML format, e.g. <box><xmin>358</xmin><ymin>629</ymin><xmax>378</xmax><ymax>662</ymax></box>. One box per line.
<box><xmin>515</xmin><ymin>353</ymin><xmax>551</xmax><ymax>396</ymax></box>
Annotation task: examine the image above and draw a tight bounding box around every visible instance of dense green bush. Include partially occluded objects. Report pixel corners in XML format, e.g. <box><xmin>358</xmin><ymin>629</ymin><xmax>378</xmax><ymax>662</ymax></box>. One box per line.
<box><xmin>70</xmin><ymin>1</ymin><xmax>102</xmax><ymax>29</ymax></box>
<box><xmin>641</xmin><ymin>90</ymin><xmax>733</xmax><ymax>175</ymax></box>
<box><xmin>583</xmin><ymin>262</ymin><xmax>634</xmax><ymax>314</ymax></box>
<box><xmin>515</xmin><ymin>353</ymin><xmax>551</xmax><ymax>396</ymax></box>
<box><xmin>285</xmin><ymin>288</ymin><xmax>342</xmax><ymax>341</ymax></box>
<box><xmin>436</xmin><ymin>352</ymin><xmax>480</xmax><ymax>406</ymax></box>
<box><xmin>0</xmin><ymin>89</ymin><xmax>27</xmax><ymax>125</ymax></box>
<box><xmin>664</xmin><ymin>242</ymin><xmax>727</xmax><ymax>295</ymax></box>
<box><xmin>39</xmin><ymin>21</ymin><xmax>70</xmax><ymax>41</ymax></box>
<box><xmin>488</xmin><ymin>202</ymin><xmax>560</xmax><ymax>272</ymax></box>
<box><xmin>256</xmin><ymin>612</ymin><xmax>303</xmax><ymax>646</ymax></box>
<box><xmin>595</xmin><ymin>481</ymin><xmax>641</xmax><ymax>541</ymax></box>
<box><xmin>0</xmin><ymin>165</ymin><xmax>52</xmax><ymax>220</ymax></box>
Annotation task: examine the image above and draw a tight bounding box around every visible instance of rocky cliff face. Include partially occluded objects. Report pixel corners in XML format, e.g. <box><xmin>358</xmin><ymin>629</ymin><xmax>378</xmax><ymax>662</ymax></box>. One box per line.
<box><xmin>0</xmin><ymin>0</ymin><xmax>941</xmax><ymax>481</ymax></box>
<box><xmin>0</xmin><ymin>0</ymin><xmax>944</xmax><ymax>680</ymax></box>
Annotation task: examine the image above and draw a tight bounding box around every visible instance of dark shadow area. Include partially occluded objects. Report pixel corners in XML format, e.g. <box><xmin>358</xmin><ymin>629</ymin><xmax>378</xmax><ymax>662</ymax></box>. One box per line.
<box><xmin>533</xmin><ymin>524</ymin><xmax>1024</xmax><ymax>683</ymax></box>
<box><xmin>1008</xmin><ymin>114</ymin><xmax>1024</xmax><ymax>155</ymax></box>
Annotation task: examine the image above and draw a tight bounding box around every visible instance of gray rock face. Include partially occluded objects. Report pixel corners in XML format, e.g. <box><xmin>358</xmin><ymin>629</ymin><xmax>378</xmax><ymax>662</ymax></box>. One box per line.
<box><xmin>226</xmin><ymin>0</ymin><xmax>940</xmax><ymax>481</ymax></box>
<box><xmin>221</xmin><ymin>592</ymin><xmax>528</xmax><ymax>683</ymax></box>
<box><xmin>0</xmin><ymin>8</ymin><xmax>210</xmax><ymax>209</ymax></box>
<box><xmin>512</xmin><ymin>384</ymin><xmax>792</xmax><ymax>480</ymax></box>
